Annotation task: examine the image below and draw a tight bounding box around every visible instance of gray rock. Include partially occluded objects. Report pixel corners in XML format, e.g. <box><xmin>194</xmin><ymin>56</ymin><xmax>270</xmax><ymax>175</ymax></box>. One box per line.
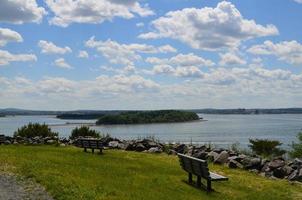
<box><xmin>268</xmin><ymin>159</ymin><xmax>285</xmax><ymax>170</ymax></box>
<box><xmin>148</xmin><ymin>147</ymin><xmax>162</xmax><ymax>153</ymax></box>
<box><xmin>108</xmin><ymin>141</ymin><xmax>119</xmax><ymax>149</ymax></box>
<box><xmin>46</xmin><ymin>140</ymin><xmax>55</xmax><ymax>144</ymax></box>
<box><xmin>228</xmin><ymin>160</ymin><xmax>243</xmax><ymax>169</ymax></box>
<box><xmin>214</xmin><ymin>151</ymin><xmax>229</xmax><ymax>164</ymax></box>
<box><xmin>273</xmin><ymin>167</ymin><xmax>287</xmax><ymax>179</ymax></box>
<box><xmin>134</xmin><ymin>143</ymin><xmax>146</xmax><ymax>152</ymax></box>
<box><xmin>59</xmin><ymin>143</ymin><xmax>66</xmax><ymax>147</ymax></box>
<box><xmin>192</xmin><ymin>151</ymin><xmax>208</xmax><ymax>160</ymax></box>
<box><xmin>174</xmin><ymin>144</ymin><xmax>187</xmax><ymax>154</ymax></box>
<box><xmin>207</xmin><ymin>151</ymin><xmax>219</xmax><ymax>162</ymax></box>
<box><xmin>242</xmin><ymin>157</ymin><xmax>261</xmax><ymax>170</ymax></box>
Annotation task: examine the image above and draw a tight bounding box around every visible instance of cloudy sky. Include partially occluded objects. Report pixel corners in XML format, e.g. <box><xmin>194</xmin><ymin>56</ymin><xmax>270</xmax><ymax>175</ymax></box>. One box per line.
<box><xmin>0</xmin><ymin>0</ymin><xmax>302</xmax><ymax>110</ymax></box>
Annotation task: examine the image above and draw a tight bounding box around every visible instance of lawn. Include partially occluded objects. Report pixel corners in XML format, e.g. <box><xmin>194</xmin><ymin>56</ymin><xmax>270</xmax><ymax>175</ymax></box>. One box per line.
<box><xmin>0</xmin><ymin>145</ymin><xmax>301</xmax><ymax>200</ymax></box>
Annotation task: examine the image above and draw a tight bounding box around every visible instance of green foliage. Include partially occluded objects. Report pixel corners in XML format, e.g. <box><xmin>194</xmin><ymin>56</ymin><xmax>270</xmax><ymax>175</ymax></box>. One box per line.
<box><xmin>70</xmin><ymin>126</ymin><xmax>100</xmax><ymax>139</ymax></box>
<box><xmin>290</xmin><ymin>132</ymin><xmax>302</xmax><ymax>158</ymax></box>
<box><xmin>14</xmin><ymin>123</ymin><xmax>58</xmax><ymax>138</ymax></box>
<box><xmin>96</xmin><ymin>110</ymin><xmax>199</xmax><ymax>125</ymax></box>
<box><xmin>1</xmin><ymin>146</ymin><xmax>302</xmax><ymax>200</ymax></box>
<box><xmin>249</xmin><ymin>139</ymin><xmax>286</xmax><ymax>157</ymax></box>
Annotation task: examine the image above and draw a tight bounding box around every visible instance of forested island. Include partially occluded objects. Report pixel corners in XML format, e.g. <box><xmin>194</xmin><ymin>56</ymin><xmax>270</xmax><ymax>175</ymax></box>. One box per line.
<box><xmin>57</xmin><ymin>114</ymin><xmax>105</xmax><ymax>120</ymax></box>
<box><xmin>96</xmin><ymin>110</ymin><xmax>200</xmax><ymax>125</ymax></box>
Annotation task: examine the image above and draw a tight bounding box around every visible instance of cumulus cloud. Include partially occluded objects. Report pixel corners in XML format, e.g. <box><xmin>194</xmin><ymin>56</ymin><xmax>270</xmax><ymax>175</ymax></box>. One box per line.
<box><xmin>54</xmin><ymin>58</ymin><xmax>72</xmax><ymax>69</ymax></box>
<box><xmin>139</xmin><ymin>1</ymin><xmax>278</xmax><ymax>50</ymax></box>
<box><xmin>45</xmin><ymin>0</ymin><xmax>154</xmax><ymax>27</ymax></box>
<box><xmin>0</xmin><ymin>0</ymin><xmax>46</xmax><ymax>24</ymax></box>
<box><xmin>0</xmin><ymin>50</ymin><xmax>37</xmax><ymax>66</ymax></box>
<box><xmin>294</xmin><ymin>0</ymin><xmax>302</xmax><ymax>3</ymax></box>
<box><xmin>1</xmin><ymin>66</ymin><xmax>302</xmax><ymax>109</ymax></box>
<box><xmin>219</xmin><ymin>52</ymin><xmax>246</xmax><ymax>66</ymax></box>
<box><xmin>146</xmin><ymin>53</ymin><xmax>214</xmax><ymax>67</ymax></box>
<box><xmin>85</xmin><ymin>37</ymin><xmax>177</xmax><ymax>65</ymax></box>
<box><xmin>247</xmin><ymin>40</ymin><xmax>302</xmax><ymax>65</ymax></box>
<box><xmin>78</xmin><ymin>50</ymin><xmax>89</xmax><ymax>58</ymax></box>
<box><xmin>0</xmin><ymin>28</ymin><xmax>23</xmax><ymax>46</ymax></box>
<box><xmin>38</xmin><ymin>40</ymin><xmax>72</xmax><ymax>54</ymax></box>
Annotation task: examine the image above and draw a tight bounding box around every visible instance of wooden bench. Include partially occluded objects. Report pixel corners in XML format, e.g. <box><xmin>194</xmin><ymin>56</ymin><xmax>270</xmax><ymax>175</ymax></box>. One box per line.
<box><xmin>178</xmin><ymin>153</ymin><xmax>228</xmax><ymax>192</ymax></box>
<box><xmin>0</xmin><ymin>135</ymin><xmax>5</xmax><ymax>145</ymax></box>
<box><xmin>75</xmin><ymin>138</ymin><xmax>103</xmax><ymax>154</ymax></box>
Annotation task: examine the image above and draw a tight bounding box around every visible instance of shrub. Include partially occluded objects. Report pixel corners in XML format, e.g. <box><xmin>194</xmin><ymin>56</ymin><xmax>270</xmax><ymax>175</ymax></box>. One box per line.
<box><xmin>70</xmin><ymin>126</ymin><xmax>100</xmax><ymax>140</ymax></box>
<box><xmin>249</xmin><ymin>139</ymin><xmax>286</xmax><ymax>157</ymax></box>
<box><xmin>289</xmin><ymin>132</ymin><xmax>302</xmax><ymax>158</ymax></box>
<box><xmin>14</xmin><ymin>123</ymin><xmax>58</xmax><ymax>138</ymax></box>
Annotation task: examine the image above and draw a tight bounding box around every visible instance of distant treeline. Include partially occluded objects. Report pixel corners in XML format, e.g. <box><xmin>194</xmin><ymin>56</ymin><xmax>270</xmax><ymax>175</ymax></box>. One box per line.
<box><xmin>96</xmin><ymin>110</ymin><xmax>200</xmax><ymax>125</ymax></box>
<box><xmin>57</xmin><ymin>114</ymin><xmax>105</xmax><ymax>120</ymax></box>
<box><xmin>0</xmin><ymin>114</ymin><xmax>5</xmax><ymax>117</ymax></box>
<box><xmin>192</xmin><ymin>108</ymin><xmax>302</xmax><ymax>114</ymax></box>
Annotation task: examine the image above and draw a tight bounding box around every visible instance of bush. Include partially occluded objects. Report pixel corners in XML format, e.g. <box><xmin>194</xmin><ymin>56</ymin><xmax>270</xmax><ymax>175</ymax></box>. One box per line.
<box><xmin>249</xmin><ymin>139</ymin><xmax>286</xmax><ymax>157</ymax></box>
<box><xmin>289</xmin><ymin>132</ymin><xmax>302</xmax><ymax>158</ymax></box>
<box><xmin>70</xmin><ymin>126</ymin><xmax>100</xmax><ymax>140</ymax></box>
<box><xmin>14</xmin><ymin>123</ymin><xmax>58</xmax><ymax>138</ymax></box>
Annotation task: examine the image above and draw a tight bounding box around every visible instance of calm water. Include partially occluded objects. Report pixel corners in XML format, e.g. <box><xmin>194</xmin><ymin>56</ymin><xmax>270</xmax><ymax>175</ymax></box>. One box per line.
<box><xmin>0</xmin><ymin>114</ymin><xmax>301</xmax><ymax>148</ymax></box>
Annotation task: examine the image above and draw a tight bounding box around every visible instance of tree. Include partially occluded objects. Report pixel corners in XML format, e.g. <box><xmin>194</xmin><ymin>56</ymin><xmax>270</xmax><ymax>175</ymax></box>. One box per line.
<box><xmin>14</xmin><ymin>123</ymin><xmax>58</xmax><ymax>138</ymax></box>
<box><xmin>70</xmin><ymin>126</ymin><xmax>100</xmax><ymax>140</ymax></box>
<box><xmin>249</xmin><ymin>139</ymin><xmax>286</xmax><ymax>157</ymax></box>
<box><xmin>289</xmin><ymin>132</ymin><xmax>302</xmax><ymax>158</ymax></box>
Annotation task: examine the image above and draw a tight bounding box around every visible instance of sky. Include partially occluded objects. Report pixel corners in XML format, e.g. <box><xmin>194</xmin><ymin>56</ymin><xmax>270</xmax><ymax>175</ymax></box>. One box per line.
<box><xmin>0</xmin><ymin>0</ymin><xmax>302</xmax><ymax>110</ymax></box>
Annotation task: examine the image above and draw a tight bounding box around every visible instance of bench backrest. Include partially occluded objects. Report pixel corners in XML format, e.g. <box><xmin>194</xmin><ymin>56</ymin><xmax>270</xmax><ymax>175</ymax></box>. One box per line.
<box><xmin>178</xmin><ymin>153</ymin><xmax>210</xmax><ymax>179</ymax></box>
<box><xmin>75</xmin><ymin>139</ymin><xmax>103</xmax><ymax>149</ymax></box>
<box><xmin>0</xmin><ymin>135</ymin><xmax>5</xmax><ymax>143</ymax></box>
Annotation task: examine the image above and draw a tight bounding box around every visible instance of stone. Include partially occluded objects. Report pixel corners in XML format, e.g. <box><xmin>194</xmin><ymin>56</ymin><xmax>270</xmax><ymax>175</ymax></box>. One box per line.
<box><xmin>207</xmin><ymin>151</ymin><xmax>219</xmax><ymax>162</ymax></box>
<box><xmin>60</xmin><ymin>143</ymin><xmax>66</xmax><ymax>147</ymax></box>
<box><xmin>242</xmin><ymin>157</ymin><xmax>261</xmax><ymax>170</ymax></box>
<box><xmin>108</xmin><ymin>141</ymin><xmax>119</xmax><ymax>149</ymax></box>
<box><xmin>174</xmin><ymin>144</ymin><xmax>187</xmax><ymax>154</ymax></box>
<box><xmin>288</xmin><ymin>170</ymin><xmax>299</xmax><ymax>181</ymax></box>
<box><xmin>273</xmin><ymin>167</ymin><xmax>287</xmax><ymax>179</ymax></box>
<box><xmin>268</xmin><ymin>159</ymin><xmax>285</xmax><ymax>170</ymax></box>
<box><xmin>148</xmin><ymin>147</ymin><xmax>162</xmax><ymax>153</ymax></box>
<box><xmin>214</xmin><ymin>151</ymin><xmax>229</xmax><ymax>164</ymax></box>
<box><xmin>192</xmin><ymin>151</ymin><xmax>208</xmax><ymax>160</ymax></box>
<box><xmin>46</xmin><ymin>140</ymin><xmax>55</xmax><ymax>144</ymax></box>
<box><xmin>212</xmin><ymin>148</ymin><xmax>224</xmax><ymax>154</ymax></box>
<box><xmin>228</xmin><ymin>160</ymin><xmax>243</xmax><ymax>169</ymax></box>
<box><xmin>134</xmin><ymin>143</ymin><xmax>146</xmax><ymax>152</ymax></box>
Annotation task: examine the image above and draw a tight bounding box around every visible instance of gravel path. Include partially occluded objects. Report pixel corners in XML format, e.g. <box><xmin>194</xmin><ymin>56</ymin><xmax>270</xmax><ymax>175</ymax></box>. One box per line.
<box><xmin>0</xmin><ymin>173</ymin><xmax>53</xmax><ymax>200</ymax></box>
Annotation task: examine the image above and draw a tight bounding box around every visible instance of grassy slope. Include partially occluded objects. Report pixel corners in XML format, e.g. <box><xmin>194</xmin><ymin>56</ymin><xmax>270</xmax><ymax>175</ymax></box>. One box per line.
<box><xmin>0</xmin><ymin>146</ymin><xmax>301</xmax><ymax>200</ymax></box>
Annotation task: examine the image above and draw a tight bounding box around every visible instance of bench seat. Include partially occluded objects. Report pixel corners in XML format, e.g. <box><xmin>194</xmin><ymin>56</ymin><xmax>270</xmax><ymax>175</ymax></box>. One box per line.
<box><xmin>210</xmin><ymin>172</ymin><xmax>228</xmax><ymax>181</ymax></box>
<box><xmin>75</xmin><ymin>138</ymin><xmax>103</xmax><ymax>154</ymax></box>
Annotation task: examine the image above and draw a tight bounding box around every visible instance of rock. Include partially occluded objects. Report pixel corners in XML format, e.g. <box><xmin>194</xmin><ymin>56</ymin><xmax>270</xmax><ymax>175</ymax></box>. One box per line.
<box><xmin>212</xmin><ymin>148</ymin><xmax>224</xmax><ymax>154</ymax></box>
<box><xmin>207</xmin><ymin>151</ymin><xmax>219</xmax><ymax>162</ymax></box>
<box><xmin>148</xmin><ymin>147</ymin><xmax>162</xmax><ymax>153</ymax></box>
<box><xmin>192</xmin><ymin>151</ymin><xmax>207</xmax><ymax>160</ymax></box>
<box><xmin>273</xmin><ymin>167</ymin><xmax>287</xmax><ymax>179</ymax></box>
<box><xmin>249</xmin><ymin>169</ymin><xmax>259</xmax><ymax>173</ymax></box>
<box><xmin>174</xmin><ymin>144</ymin><xmax>187</xmax><ymax>154</ymax></box>
<box><xmin>268</xmin><ymin>159</ymin><xmax>285</xmax><ymax>170</ymax></box>
<box><xmin>108</xmin><ymin>141</ymin><xmax>120</xmax><ymax>149</ymax></box>
<box><xmin>134</xmin><ymin>143</ymin><xmax>146</xmax><ymax>152</ymax></box>
<box><xmin>287</xmin><ymin>169</ymin><xmax>302</xmax><ymax>181</ymax></box>
<box><xmin>60</xmin><ymin>143</ymin><xmax>66</xmax><ymax>147</ymax></box>
<box><xmin>228</xmin><ymin>160</ymin><xmax>243</xmax><ymax>169</ymax></box>
<box><xmin>4</xmin><ymin>140</ymin><xmax>11</xmax><ymax>145</ymax></box>
<box><xmin>242</xmin><ymin>157</ymin><xmax>261</xmax><ymax>170</ymax></box>
<box><xmin>214</xmin><ymin>151</ymin><xmax>229</xmax><ymax>164</ymax></box>
<box><xmin>282</xmin><ymin>166</ymin><xmax>294</xmax><ymax>176</ymax></box>
<box><xmin>168</xmin><ymin>149</ymin><xmax>177</xmax><ymax>155</ymax></box>
<box><xmin>46</xmin><ymin>140</ymin><xmax>55</xmax><ymax>144</ymax></box>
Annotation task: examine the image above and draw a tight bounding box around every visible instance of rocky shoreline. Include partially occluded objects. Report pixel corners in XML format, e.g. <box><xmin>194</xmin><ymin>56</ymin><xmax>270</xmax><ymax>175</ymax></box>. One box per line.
<box><xmin>1</xmin><ymin>135</ymin><xmax>301</xmax><ymax>183</ymax></box>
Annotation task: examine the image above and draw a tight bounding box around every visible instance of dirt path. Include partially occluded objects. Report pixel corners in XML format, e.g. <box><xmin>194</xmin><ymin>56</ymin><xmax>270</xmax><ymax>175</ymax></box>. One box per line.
<box><xmin>0</xmin><ymin>173</ymin><xmax>53</xmax><ymax>200</ymax></box>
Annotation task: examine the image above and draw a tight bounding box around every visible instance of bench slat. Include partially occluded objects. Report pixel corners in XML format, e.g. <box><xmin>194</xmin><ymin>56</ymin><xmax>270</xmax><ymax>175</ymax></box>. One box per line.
<box><xmin>210</xmin><ymin>172</ymin><xmax>228</xmax><ymax>181</ymax></box>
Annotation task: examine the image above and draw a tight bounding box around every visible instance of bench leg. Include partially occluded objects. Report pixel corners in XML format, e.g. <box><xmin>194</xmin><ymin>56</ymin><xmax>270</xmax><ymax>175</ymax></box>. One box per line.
<box><xmin>197</xmin><ymin>176</ymin><xmax>201</xmax><ymax>188</ymax></box>
<box><xmin>99</xmin><ymin>149</ymin><xmax>103</xmax><ymax>154</ymax></box>
<box><xmin>84</xmin><ymin>148</ymin><xmax>87</xmax><ymax>152</ymax></box>
<box><xmin>188</xmin><ymin>173</ymin><xmax>192</xmax><ymax>184</ymax></box>
<box><xmin>207</xmin><ymin>179</ymin><xmax>212</xmax><ymax>192</ymax></box>
<box><xmin>92</xmin><ymin>149</ymin><xmax>95</xmax><ymax>154</ymax></box>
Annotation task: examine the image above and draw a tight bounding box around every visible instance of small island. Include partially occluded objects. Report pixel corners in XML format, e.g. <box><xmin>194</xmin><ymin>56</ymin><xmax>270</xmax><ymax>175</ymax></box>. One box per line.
<box><xmin>96</xmin><ymin>110</ymin><xmax>200</xmax><ymax>125</ymax></box>
<box><xmin>57</xmin><ymin>113</ymin><xmax>105</xmax><ymax>120</ymax></box>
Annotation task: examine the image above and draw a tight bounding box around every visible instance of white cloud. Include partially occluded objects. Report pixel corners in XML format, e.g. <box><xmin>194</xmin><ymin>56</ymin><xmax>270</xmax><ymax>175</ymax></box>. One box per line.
<box><xmin>0</xmin><ymin>0</ymin><xmax>46</xmax><ymax>24</ymax></box>
<box><xmin>54</xmin><ymin>58</ymin><xmax>72</xmax><ymax>69</ymax></box>
<box><xmin>0</xmin><ymin>28</ymin><xmax>23</xmax><ymax>46</ymax></box>
<box><xmin>45</xmin><ymin>0</ymin><xmax>154</xmax><ymax>27</ymax></box>
<box><xmin>146</xmin><ymin>53</ymin><xmax>214</xmax><ymax>67</ymax></box>
<box><xmin>247</xmin><ymin>40</ymin><xmax>302</xmax><ymax>65</ymax></box>
<box><xmin>219</xmin><ymin>52</ymin><xmax>246</xmax><ymax>66</ymax></box>
<box><xmin>294</xmin><ymin>0</ymin><xmax>302</xmax><ymax>3</ymax></box>
<box><xmin>139</xmin><ymin>1</ymin><xmax>278</xmax><ymax>50</ymax></box>
<box><xmin>0</xmin><ymin>50</ymin><xmax>37</xmax><ymax>66</ymax></box>
<box><xmin>38</xmin><ymin>40</ymin><xmax>72</xmax><ymax>54</ymax></box>
<box><xmin>78</xmin><ymin>50</ymin><xmax>89</xmax><ymax>58</ymax></box>
<box><xmin>136</xmin><ymin>22</ymin><xmax>144</xmax><ymax>27</ymax></box>
<box><xmin>85</xmin><ymin>37</ymin><xmax>177</xmax><ymax>65</ymax></box>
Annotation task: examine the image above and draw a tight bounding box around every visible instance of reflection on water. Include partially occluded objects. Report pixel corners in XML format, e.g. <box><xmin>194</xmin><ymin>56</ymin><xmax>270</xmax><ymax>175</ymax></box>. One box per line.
<box><xmin>0</xmin><ymin>114</ymin><xmax>302</xmax><ymax>148</ymax></box>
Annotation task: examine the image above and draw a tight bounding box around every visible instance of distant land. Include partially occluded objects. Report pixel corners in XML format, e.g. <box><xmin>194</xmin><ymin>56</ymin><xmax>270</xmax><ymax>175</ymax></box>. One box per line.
<box><xmin>1</xmin><ymin>108</ymin><xmax>302</xmax><ymax>116</ymax></box>
<box><xmin>96</xmin><ymin>110</ymin><xmax>200</xmax><ymax>125</ymax></box>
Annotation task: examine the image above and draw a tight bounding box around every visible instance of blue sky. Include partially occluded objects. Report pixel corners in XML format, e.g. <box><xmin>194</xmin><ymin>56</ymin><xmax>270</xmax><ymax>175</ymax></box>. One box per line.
<box><xmin>0</xmin><ymin>0</ymin><xmax>302</xmax><ymax>110</ymax></box>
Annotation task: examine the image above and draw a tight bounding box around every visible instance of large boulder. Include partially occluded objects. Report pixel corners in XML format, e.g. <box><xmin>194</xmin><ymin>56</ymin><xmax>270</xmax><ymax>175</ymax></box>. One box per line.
<box><xmin>242</xmin><ymin>157</ymin><xmax>261</xmax><ymax>170</ymax></box>
<box><xmin>268</xmin><ymin>159</ymin><xmax>285</xmax><ymax>170</ymax></box>
<box><xmin>287</xmin><ymin>168</ymin><xmax>302</xmax><ymax>181</ymax></box>
<box><xmin>148</xmin><ymin>147</ymin><xmax>162</xmax><ymax>153</ymax></box>
<box><xmin>134</xmin><ymin>143</ymin><xmax>146</xmax><ymax>152</ymax></box>
<box><xmin>214</xmin><ymin>151</ymin><xmax>229</xmax><ymax>164</ymax></box>
<box><xmin>207</xmin><ymin>151</ymin><xmax>219</xmax><ymax>162</ymax></box>
<box><xmin>174</xmin><ymin>144</ymin><xmax>187</xmax><ymax>154</ymax></box>
<box><xmin>228</xmin><ymin>160</ymin><xmax>244</xmax><ymax>169</ymax></box>
<box><xmin>192</xmin><ymin>151</ymin><xmax>208</xmax><ymax>160</ymax></box>
<box><xmin>108</xmin><ymin>141</ymin><xmax>120</xmax><ymax>149</ymax></box>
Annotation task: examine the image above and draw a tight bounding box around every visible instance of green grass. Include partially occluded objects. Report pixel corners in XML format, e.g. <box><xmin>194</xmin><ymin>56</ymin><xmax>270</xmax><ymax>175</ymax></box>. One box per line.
<box><xmin>0</xmin><ymin>145</ymin><xmax>301</xmax><ymax>200</ymax></box>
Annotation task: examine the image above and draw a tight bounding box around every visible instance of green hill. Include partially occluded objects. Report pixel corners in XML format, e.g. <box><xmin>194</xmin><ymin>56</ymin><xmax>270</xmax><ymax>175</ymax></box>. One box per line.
<box><xmin>0</xmin><ymin>146</ymin><xmax>301</xmax><ymax>200</ymax></box>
